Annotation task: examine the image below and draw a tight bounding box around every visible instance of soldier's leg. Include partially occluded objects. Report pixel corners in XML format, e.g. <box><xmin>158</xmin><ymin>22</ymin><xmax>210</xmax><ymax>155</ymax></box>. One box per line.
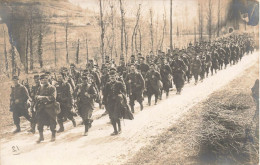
<box><xmin>117</xmin><ymin>119</ymin><xmax>121</xmax><ymax>134</ymax></box>
<box><xmin>83</xmin><ymin>119</ymin><xmax>89</xmax><ymax>136</ymax></box>
<box><xmin>111</xmin><ymin>119</ymin><xmax>118</xmax><ymax>135</ymax></box>
<box><xmin>23</xmin><ymin>111</ymin><xmax>32</xmax><ymax>123</ymax></box>
<box><xmin>37</xmin><ymin>124</ymin><xmax>44</xmax><ymax>143</ymax></box>
<box><xmin>57</xmin><ymin>113</ymin><xmax>64</xmax><ymax>133</ymax></box>
<box><xmin>28</xmin><ymin>111</ymin><xmax>36</xmax><ymax>133</ymax></box>
<box><xmin>129</xmin><ymin>94</ymin><xmax>135</xmax><ymax>113</ymax></box>
<box><xmin>137</xmin><ymin>93</ymin><xmax>143</xmax><ymax>111</ymax></box>
<box><xmin>65</xmin><ymin>108</ymin><xmax>76</xmax><ymax>127</ymax></box>
<box><xmin>50</xmin><ymin>119</ymin><xmax>56</xmax><ymax>142</ymax></box>
<box><xmin>13</xmin><ymin>112</ymin><xmax>21</xmax><ymax>133</ymax></box>
<box><xmin>147</xmin><ymin>93</ymin><xmax>152</xmax><ymax>106</ymax></box>
<box><xmin>154</xmin><ymin>91</ymin><xmax>158</xmax><ymax>105</ymax></box>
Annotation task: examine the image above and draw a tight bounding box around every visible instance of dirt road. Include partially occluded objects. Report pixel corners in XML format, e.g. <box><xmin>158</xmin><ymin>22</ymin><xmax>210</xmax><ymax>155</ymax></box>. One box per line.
<box><xmin>1</xmin><ymin>52</ymin><xmax>259</xmax><ymax>165</ymax></box>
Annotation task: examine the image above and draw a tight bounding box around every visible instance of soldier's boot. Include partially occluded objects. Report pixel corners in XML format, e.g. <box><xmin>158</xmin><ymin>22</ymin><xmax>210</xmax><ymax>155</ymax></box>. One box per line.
<box><xmin>140</xmin><ymin>102</ymin><xmax>143</xmax><ymax>111</ymax></box>
<box><xmin>166</xmin><ymin>92</ymin><xmax>169</xmax><ymax>98</ymax></box>
<box><xmin>118</xmin><ymin>120</ymin><xmax>122</xmax><ymax>134</ymax></box>
<box><xmin>28</xmin><ymin>123</ymin><xmax>36</xmax><ymax>134</ymax></box>
<box><xmin>155</xmin><ymin>96</ymin><xmax>158</xmax><ymax>105</ymax></box>
<box><xmin>88</xmin><ymin>119</ymin><xmax>93</xmax><ymax>129</ymax></box>
<box><xmin>84</xmin><ymin>122</ymin><xmax>88</xmax><ymax>136</ymax></box>
<box><xmin>71</xmin><ymin>119</ymin><xmax>76</xmax><ymax>127</ymax></box>
<box><xmin>111</xmin><ymin>120</ymin><xmax>118</xmax><ymax>136</ymax></box>
<box><xmin>50</xmin><ymin>131</ymin><xmax>56</xmax><ymax>142</ymax></box>
<box><xmin>36</xmin><ymin>132</ymin><xmax>44</xmax><ymax>143</ymax></box>
<box><xmin>57</xmin><ymin>122</ymin><xmax>64</xmax><ymax>133</ymax></box>
<box><xmin>130</xmin><ymin>105</ymin><xmax>135</xmax><ymax>113</ymax></box>
<box><xmin>13</xmin><ymin>125</ymin><xmax>21</xmax><ymax>134</ymax></box>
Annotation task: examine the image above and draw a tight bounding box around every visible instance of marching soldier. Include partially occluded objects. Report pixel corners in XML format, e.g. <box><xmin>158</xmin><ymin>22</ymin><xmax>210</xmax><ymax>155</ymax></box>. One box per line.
<box><xmin>56</xmin><ymin>73</ymin><xmax>76</xmax><ymax>133</ymax></box>
<box><xmin>35</xmin><ymin>74</ymin><xmax>57</xmax><ymax>143</ymax></box>
<box><xmin>211</xmin><ymin>50</ymin><xmax>219</xmax><ymax>75</ymax></box>
<box><xmin>160</xmin><ymin>58</ymin><xmax>172</xmax><ymax>98</ymax></box>
<box><xmin>145</xmin><ymin>63</ymin><xmax>162</xmax><ymax>105</ymax></box>
<box><xmin>102</xmin><ymin>69</ymin><xmax>133</xmax><ymax>135</ymax></box>
<box><xmin>139</xmin><ymin>57</ymin><xmax>150</xmax><ymax>78</ymax></box>
<box><xmin>171</xmin><ymin>56</ymin><xmax>187</xmax><ymax>94</ymax></box>
<box><xmin>74</xmin><ymin>73</ymin><xmax>97</xmax><ymax>136</ymax></box>
<box><xmin>191</xmin><ymin>56</ymin><xmax>202</xmax><ymax>85</ymax></box>
<box><xmin>70</xmin><ymin>63</ymin><xmax>81</xmax><ymax>85</ymax></box>
<box><xmin>28</xmin><ymin>75</ymin><xmax>41</xmax><ymax>133</ymax></box>
<box><xmin>10</xmin><ymin>76</ymin><xmax>32</xmax><ymax>133</ymax></box>
<box><xmin>205</xmin><ymin>52</ymin><xmax>212</xmax><ymax>77</ymax></box>
<box><xmin>125</xmin><ymin>64</ymin><xmax>145</xmax><ymax>113</ymax></box>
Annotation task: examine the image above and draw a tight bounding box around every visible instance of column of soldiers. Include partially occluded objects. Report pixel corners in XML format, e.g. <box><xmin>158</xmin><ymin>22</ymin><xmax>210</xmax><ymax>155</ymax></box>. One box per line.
<box><xmin>10</xmin><ymin>33</ymin><xmax>256</xmax><ymax>142</ymax></box>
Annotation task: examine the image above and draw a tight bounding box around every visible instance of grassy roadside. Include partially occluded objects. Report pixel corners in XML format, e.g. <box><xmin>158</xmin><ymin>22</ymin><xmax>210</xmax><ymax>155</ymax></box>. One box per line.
<box><xmin>126</xmin><ymin>61</ymin><xmax>259</xmax><ymax>165</ymax></box>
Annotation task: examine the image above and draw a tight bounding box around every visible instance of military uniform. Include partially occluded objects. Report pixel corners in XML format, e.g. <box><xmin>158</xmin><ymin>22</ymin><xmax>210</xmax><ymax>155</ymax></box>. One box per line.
<box><xmin>74</xmin><ymin>79</ymin><xmax>97</xmax><ymax>136</ymax></box>
<box><xmin>10</xmin><ymin>77</ymin><xmax>32</xmax><ymax>133</ymax></box>
<box><xmin>145</xmin><ymin>67</ymin><xmax>162</xmax><ymax>105</ymax></box>
<box><xmin>191</xmin><ymin>57</ymin><xmax>201</xmax><ymax>85</ymax></box>
<box><xmin>103</xmin><ymin>70</ymin><xmax>133</xmax><ymax>135</ymax></box>
<box><xmin>125</xmin><ymin>70</ymin><xmax>145</xmax><ymax>113</ymax></box>
<box><xmin>35</xmin><ymin>77</ymin><xmax>57</xmax><ymax>142</ymax></box>
<box><xmin>56</xmin><ymin>81</ymin><xmax>76</xmax><ymax>132</ymax></box>
<box><xmin>160</xmin><ymin>63</ymin><xmax>172</xmax><ymax>97</ymax></box>
<box><xmin>28</xmin><ymin>75</ymin><xmax>41</xmax><ymax>133</ymax></box>
<box><xmin>171</xmin><ymin>57</ymin><xmax>187</xmax><ymax>94</ymax></box>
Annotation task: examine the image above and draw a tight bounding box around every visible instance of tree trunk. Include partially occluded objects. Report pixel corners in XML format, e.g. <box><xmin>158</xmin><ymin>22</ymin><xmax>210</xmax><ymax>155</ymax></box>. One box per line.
<box><xmin>131</xmin><ymin>4</ymin><xmax>141</xmax><ymax>55</ymax></box>
<box><xmin>29</xmin><ymin>10</ymin><xmax>34</xmax><ymax>70</ymax></box>
<box><xmin>150</xmin><ymin>9</ymin><xmax>154</xmax><ymax>53</ymax></box>
<box><xmin>3</xmin><ymin>27</ymin><xmax>9</xmax><ymax>76</ymax></box>
<box><xmin>99</xmin><ymin>0</ymin><xmax>105</xmax><ymax>63</ymax></box>
<box><xmin>65</xmin><ymin>24</ymin><xmax>69</xmax><ymax>64</ymax></box>
<box><xmin>170</xmin><ymin>0</ymin><xmax>173</xmax><ymax>52</ymax></box>
<box><xmin>207</xmin><ymin>0</ymin><xmax>212</xmax><ymax>42</ymax></box>
<box><xmin>25</xmin><ymin>28</ymin><xmax>29</xmax><ymax>74</ymax></box>
<box><xmin>119</xmin><ymin>0</ymin><xmax>124</xmax><ymax>56</ymax></box>
<box><xmin>54</xmin><ymin>30</ymin><xmax>57</xmax><ymax>66</ymax></box>
<box><xmin>76</xmin><ymin>39</ymin><xmax>80</xmax><ymax>64</ymax></box>
<box><xmin>38</xmin><ymin>26</ymin><xmax>43</xmax><ymax>68</ymax></box>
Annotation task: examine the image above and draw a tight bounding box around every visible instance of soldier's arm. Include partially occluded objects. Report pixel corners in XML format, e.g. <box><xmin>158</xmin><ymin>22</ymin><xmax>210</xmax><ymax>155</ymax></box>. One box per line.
<box><xmin>43</xmin><ymin>86</ymin><xmax>56</xmax><ymax>102</ymax></box>
<box><xmin>120</xmin><ymin>82</ymin><xmax>127</xmax><ymax>95</ymax></box>
<box><xmin>22</xmin><ymin>85</ymin><xmax>31</xmax><ymax>102</ymax></box>
<box><xmin>138</xmin><ymin>73</ymin><xmax>145</xmax><ymax>90</ymax></box>
<box><xmin>67</xmin><ymin>83</ymin><xmax>73</xmax><ymax>106</ymax></box>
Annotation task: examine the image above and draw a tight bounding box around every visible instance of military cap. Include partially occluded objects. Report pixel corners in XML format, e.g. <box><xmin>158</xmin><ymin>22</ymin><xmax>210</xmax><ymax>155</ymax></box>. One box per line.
<box><xmin>139</xmin><ymin>56</ymin><xmax>145</xmax><ymax>60</ymax></box>
<box><xmin>33</xmin><ymin>75</ymin><xmax>40</xmax><ymax>79</ymax></box>
<box><xmin>109</xmin><ymin>70</ymin><xmax>117</xmax><ymax>76</ymax></box>
<box><xmin>131</xmin><ymin>55</ymin><xmax>135</xmax><ymax>58</ymax></box>
<box><xmin>40</xmin><ymin>74</ymin><xmax>48</xmax><ymax>79</ymax></box>
<box><xmin>110</xmin><ymin>67</ymin><xmax>117</xmax><ymax>72</ymax></box>
<box><xmin>45</xmin><ymin>71</ymin><xmax>51</xmax><ymax>75</ymax></box>
<box><xmin>12</xmin><ymin>76</ymin><xmax>19</xmax><ymax>80</ymax></box>
<box><xmin>70</xmin><ymin>63</ymin><xmax>76</xmax><ymax>67</ymax></box>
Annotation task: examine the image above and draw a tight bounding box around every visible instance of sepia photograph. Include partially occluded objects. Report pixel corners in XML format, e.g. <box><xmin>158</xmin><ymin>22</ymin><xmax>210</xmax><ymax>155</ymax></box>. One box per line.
<box><xmin>0</xmin><ymin>0</ymin><xmax>259</xmax><ymax>164</ymax></box>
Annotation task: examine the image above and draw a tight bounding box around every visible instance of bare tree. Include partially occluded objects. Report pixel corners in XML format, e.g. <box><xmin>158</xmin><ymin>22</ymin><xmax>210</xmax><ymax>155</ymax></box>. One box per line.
<box><xmin>131</xmin><ymin>4</ymin><xmax>141</xmax><ymax>55</ymax></box>
<box><xmin>170</xmin><ymin>0</ymin><xmax>173</xmax><ymax>52</ymax></box>
<box><xmin>198</xmin><ymin>3</ymin><xmax>203</xmax><ymax>42</ymax></box>
<box><xmin>149</xmin><ymin>9</ymin><xmax>154</xmax><ymax>53</ymax></box>
<box><xmin>25</xmin><ymin>28</ymin><xmax>29</xmax><ymax>74</ymax></box>
<box><xmin>194</xmin><ymin>21</ymin><xmax>197</xmax><ymax>44</ymax></box>
<box><xmin>99</xmin><ymin>0</ymin><xmax>105</xmax><ymax>63</ymax></box>
<box><xmin>207</xmin><ymin>0</ymin><xmax>213</xmax><ymax>42</ymax></box>
<box><xmin>29</xmin><ymin>9</ymin><xmax>34</xmax><ymax>70</ymax></box>
<box><xmin>119</xmin><ymin>0</ymin><xmax>125</xmax><ymax>57</ymax></box>
<box><xmin>86</xmin><ymin>36</ymin><xmax>89</xmax><ymax>63</ymax></box>
<box><xmin>38</xmin><ymin>26</ymin><xmax>43</xmax><ymax>68</ymax></box>
<box><xmin>54</xmin><ymin>30</ymin><xmax>57</xmax><ymax>66</ymax></box>
<box><xmin>65</xmin><ymin>14</ymin><xmax>69</xmax><ymax>64</ymax></box>
<box><xmin>110</xmin><ymin>3</ymin><xmax>115</xmax><ymax>59</ymax></box>
<box><xmin>138</xmin><ymin>26</ymin><xmax>142</xmax><ymax>53</ymax></box>
<box><xmin>217</xmin><ymin>0</ymin><xmax>220</xmax><ymax>37</ymax></box>
<box><xmin>2</xmin><ymin>27</ymin><xmax>9</xmax><ymax>76</ymax></box>
<box><xmin>160</xmin><ymin>7</ymin><xmax>166</xmax><ymax>51</ymax></box>
<box><xmin>76</xmin><ymin>39</ymin><xmax>80</xmax><ymax>64</ymax></box>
